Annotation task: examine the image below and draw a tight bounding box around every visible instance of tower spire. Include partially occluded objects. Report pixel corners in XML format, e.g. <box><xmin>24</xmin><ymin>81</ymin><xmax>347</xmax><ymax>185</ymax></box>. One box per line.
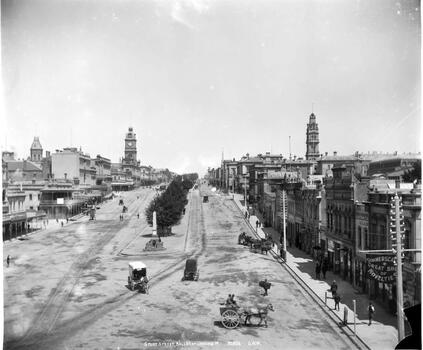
<box><xmin>305</xmin><ymin>112</ymin><xmax>320</xmax><ymax>160</ymax></box>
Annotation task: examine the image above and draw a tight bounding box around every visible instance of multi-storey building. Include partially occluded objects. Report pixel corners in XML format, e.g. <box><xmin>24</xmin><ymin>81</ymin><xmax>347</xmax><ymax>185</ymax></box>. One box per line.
<box><xmin>94</xmin><ymin>155</ymin><xmax>112</xmax><ymax>185</ymax></box>
<box><xmin>51</xmin><ymin>147</ymin><xmax>96</xmax><ymax>186</ymax></box>
<box><xmin>324</xmin><ymin>165</ymin><xmax>368</xmax><ymax>282</ymax></box>
<box><xmin>38</xmin><ymin>182</ymin><xmax>86</xmax><ymax>219</ymax></box>
<box><xmin>367</xmin><ymin>154</ymin><xmax>421</xmax><ymax>179</ymax></box>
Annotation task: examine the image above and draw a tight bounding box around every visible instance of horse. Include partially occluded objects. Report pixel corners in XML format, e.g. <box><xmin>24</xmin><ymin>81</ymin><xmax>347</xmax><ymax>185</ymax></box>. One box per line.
<box><xmin>242</xmin><ymin>303</ymin><xmax>274</xmax><ymax>327</ymax></box>
<box><xmin>260</xmin><ymin>240</ymin><xmax>274</xmax><ymax>255</ymax></box>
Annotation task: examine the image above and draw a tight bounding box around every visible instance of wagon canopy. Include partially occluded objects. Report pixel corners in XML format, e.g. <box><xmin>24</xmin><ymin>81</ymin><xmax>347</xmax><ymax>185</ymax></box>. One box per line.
<box><xmin>129</xmin><ymin>261</ymin><xmax>147</xmax><ymax>270</ymax></box>
<box><xmin>185</xmin><ymin>258</ymin><xmax>197</xmax><ymax>272</ymax></box>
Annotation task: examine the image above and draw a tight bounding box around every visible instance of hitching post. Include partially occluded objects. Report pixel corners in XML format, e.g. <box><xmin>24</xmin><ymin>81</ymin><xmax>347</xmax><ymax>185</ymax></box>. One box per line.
<box><xmin>353</xmin><ymin>299</ymin><xmax>356</xmax><ymax>335</ymax></box>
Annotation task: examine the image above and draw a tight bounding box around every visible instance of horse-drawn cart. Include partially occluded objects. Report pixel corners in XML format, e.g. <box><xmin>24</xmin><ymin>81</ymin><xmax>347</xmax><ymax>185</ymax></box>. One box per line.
<box><xmin>220</xmin><ymin>306</ymin><xmax>242</xmax><ymax>329</ymax></box>
<box><xmin>219</xmin><ymin>303</ymin><xmax>274</xmax><ymax>329</ymax></box>
<box><xmin>128</xmin><ymin>261</ymin><xmax>149</xmax><ymax>293</ymax></box>
<box><xmin>250</xmin><ymin>238</ymin><xmax>274</xmax><ymax>254</ymax></box>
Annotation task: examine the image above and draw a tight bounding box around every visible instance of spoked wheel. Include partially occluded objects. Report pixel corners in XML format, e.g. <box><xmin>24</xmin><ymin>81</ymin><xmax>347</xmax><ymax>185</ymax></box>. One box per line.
<box><xmin>221</xmin><ymin>310</ymin><xmax>240</xmax><ymax>329</ymax></box>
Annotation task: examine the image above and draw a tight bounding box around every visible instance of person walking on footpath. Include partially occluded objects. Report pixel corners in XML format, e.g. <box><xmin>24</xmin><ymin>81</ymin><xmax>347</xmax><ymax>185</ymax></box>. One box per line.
<box><xmin>330</xmin><ymin>280</ymin><xmax>338</xmax><ymax>297</ymax></box>
<box><xmin>6</xmin><ymin>255</ymin><xmax>10</xmax><ymax>267</ymax></box>
<box><xmin>256</xmin><ymin>220</ymin><xmax>259</xmax><ymax>230</ymax></box>
<box><xmin>368</xmin><ymin>302</ymin><xmax>375</xmax><ymax>325</ymax></box>
<box><xmin>315</xmin><ymin>263</ymin><xmax>321</xmax><ymax>280</ymax></box>
<box><xmin>334</xmin><ymin>293</ymin><xmax>341</xmax><ymax>311</ymax></box>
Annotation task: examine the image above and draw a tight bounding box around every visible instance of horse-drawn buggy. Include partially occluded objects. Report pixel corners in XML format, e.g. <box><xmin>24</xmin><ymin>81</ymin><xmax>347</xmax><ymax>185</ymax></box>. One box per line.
<box><xmin>119</xmin><ymin>199</ymin><xmax>124</xmax><ymax>206</ymax></box>
<box><xmin>122</xmin><ymin>205</ymin><xmax>128</xmax><ymax>213</ymax></box>
<box><xmin>219</xmin><ymin>303</ymin><xmax>274</xmax><ymax>329</ymax></box>
<box><xmin>182</xmin><ymin>258</ymin><xmax>199</xmax><ymax>281</ymax></box>
<box><xmin>128</xmin><ymin>261</ymin><xmax>149</xmax><ymax>293</ymax></box>
<box><xmin>250</xmin><ymin>238</ymin><xmax>274</xmax><ymax>254</ymax></box>
<box><xmin>238</xmin><ymin>232</ymin><xmax>250</xmax><ymax>245</ymax></box>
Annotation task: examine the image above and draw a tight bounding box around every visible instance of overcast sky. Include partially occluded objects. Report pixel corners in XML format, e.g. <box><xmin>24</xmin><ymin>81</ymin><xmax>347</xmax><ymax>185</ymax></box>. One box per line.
<box><xmin>1</xmin><ymin>0</ymin><xmax>420</xmax><ymax>175</ymax></box>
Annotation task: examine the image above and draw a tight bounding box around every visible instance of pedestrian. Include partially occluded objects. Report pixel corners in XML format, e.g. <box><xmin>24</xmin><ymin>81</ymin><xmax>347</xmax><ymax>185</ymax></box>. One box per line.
<box><xmin>260</xmin><ymin>279</ymin><xmax>271</xmax><ymax>296</ymax></box>
<box><xmin>6</xmin><ymin>255</ymin><xmax>10</xmax><ymax>267</ymax></box>
<box><xmin>137</xmin><ymin>213</ymin><xmax>140</xmax><ymax>219</ymax></box>
<box><xmin>66</xmin><ymin>217</ymin><xmax>69</xmax><ymax>223</ymax></box>
<box><xmin>330</xmin><ymin>280</ymin><xmax>338</xmax><ymax>297</ymax></box>
<box><xmin>334</xmin><ymin>293</ymin><xmax>341</xmax><ymax>311</ymax></box>
<box><xmin>315</xmin><ymin>263</ymin><xmax>321</xmax><ymax>280</ymax></box>
<box><xmin>256</xmin><ymin>220</ymin><xmax>259</xmax><ymax>230</ymax></box>
<box><xmin>368</xmin><ymin>302</ymin><xmax>375</xmax><ymax>325</ymax></box>
<box><xmin>322</xmin><ymin>261</ymin><xmax>328</xmax><ymax>279</ymax></box>
<box><xmin>56</xmin><ymin>218</ymin><xmax>58</xmax><ymax>223</ymax></box>
<box><xmin>61</xmin><ymin>221</ymin><xmax>64</xmax><ymax>227</ymax></box>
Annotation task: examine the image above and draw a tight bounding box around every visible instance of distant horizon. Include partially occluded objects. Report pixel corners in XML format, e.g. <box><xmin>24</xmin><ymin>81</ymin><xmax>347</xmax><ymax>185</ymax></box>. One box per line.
<box><xmin>2</xmin><ymin>0</ymin><xmax>420</xmax><ymax>175</ymax></box>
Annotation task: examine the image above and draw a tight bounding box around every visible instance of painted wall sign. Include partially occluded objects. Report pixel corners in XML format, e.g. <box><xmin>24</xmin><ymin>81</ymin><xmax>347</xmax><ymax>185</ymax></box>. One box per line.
<box><xmin>366</xmin><ymin>255</ymin><xmax>396</xmax><ymax>284</ymax></box>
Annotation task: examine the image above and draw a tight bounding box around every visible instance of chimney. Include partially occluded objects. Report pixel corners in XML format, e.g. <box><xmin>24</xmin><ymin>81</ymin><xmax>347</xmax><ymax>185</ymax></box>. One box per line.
<box><xmin>333</xmin><ymin>151</ymin><xmax>337</xmax><ymax>156</ymax></box>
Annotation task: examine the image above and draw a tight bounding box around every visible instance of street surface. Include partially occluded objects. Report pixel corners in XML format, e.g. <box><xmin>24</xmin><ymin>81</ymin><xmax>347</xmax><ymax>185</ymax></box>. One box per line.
<box><xmin>4</xmin><ymin>185</ymin><xmax>362</xmax><ymax>350</ymax></box>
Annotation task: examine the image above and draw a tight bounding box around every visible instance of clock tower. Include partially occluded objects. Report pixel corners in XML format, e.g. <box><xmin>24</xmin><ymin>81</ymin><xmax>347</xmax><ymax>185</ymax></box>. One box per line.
<box><xmin>124</xmin><ymin>127</ymin><xmax>138</xmax><ymax>165</ymax></box>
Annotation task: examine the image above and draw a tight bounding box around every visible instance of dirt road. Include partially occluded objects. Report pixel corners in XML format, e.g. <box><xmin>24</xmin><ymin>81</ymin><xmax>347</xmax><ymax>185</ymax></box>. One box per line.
<box><xmin>4</xmin><ymin>185</ymin><xmax>361</xmax><ymax>350</ymax></box>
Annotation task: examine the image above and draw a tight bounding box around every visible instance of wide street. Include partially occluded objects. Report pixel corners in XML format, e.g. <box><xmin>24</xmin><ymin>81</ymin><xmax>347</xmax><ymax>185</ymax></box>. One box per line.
<box><xmin>4</xmin><ymin>184</ymin><xmax>362</xmax><ymax>350</ymax></box>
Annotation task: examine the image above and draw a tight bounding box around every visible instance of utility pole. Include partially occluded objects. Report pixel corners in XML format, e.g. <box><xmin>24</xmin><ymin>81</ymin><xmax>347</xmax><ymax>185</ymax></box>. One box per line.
<box><xmin>391</xmin><ymin>193</ymin><xmax>405</xmax><ymax>341</ymax></box>
<box><xmin>244</xmin><ymin>173</ymin><xmax>247</xmax><ymax>210</ymax></box>
<box><xmin>282</xmin><ymin>189</ymin><xmax>287</xmax><ymax>261</ymax></box>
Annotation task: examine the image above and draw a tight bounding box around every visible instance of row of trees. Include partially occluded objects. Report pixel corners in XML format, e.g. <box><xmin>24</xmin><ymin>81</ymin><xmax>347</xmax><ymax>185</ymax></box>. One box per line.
<box><xmin>145</xmin><ymin>173</ymin><xmax>198</xmax><ymax>235</ymax></box>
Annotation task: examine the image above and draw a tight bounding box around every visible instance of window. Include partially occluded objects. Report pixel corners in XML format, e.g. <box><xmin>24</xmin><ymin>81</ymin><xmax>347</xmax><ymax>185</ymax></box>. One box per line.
<box><xmin>29</xmin><ymin>194</ymin><xmax>33</xmax><ymax>201</ymax></box>
<box><xmin>358</xmin><ymin>227</ymin><xmax>362</xmax><ymax>249</ymax></box>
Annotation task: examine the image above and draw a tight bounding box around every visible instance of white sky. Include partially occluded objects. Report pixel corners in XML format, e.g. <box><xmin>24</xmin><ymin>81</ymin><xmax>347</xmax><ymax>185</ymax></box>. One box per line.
<box><xmin>1</xmin><ymin>0</ymin><xmax>421</xmax><ymax>175</ymax></box>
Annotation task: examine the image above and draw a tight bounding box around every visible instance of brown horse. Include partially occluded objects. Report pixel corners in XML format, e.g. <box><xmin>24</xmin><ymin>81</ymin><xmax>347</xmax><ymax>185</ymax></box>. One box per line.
<box><xmin>242</xmin><ymin>303</ymin><xmax>274</xmax><ymax>327</ymax></box>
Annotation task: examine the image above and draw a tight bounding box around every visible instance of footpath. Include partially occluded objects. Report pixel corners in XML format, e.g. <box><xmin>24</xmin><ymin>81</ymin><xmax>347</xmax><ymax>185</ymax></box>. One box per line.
<box><xmin>229</xmin><ymin>192</ymin><xmax>399</xmax><ymax>350</ymax></box>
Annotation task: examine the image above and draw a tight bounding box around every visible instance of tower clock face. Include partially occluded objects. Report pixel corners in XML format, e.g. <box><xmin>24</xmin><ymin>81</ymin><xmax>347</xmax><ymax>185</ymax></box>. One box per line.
<box><xmin>127</xmin><ymin>142</ymin><xmax>133</xmax><ymax>147</ymax></box>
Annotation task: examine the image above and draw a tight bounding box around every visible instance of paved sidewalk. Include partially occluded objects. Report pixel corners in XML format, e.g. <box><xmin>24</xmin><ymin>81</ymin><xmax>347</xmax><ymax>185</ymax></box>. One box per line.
<box><xmin>229</xmin><ymin>192</ymin><xmax>400</xmax><ymax>350</ymax></box>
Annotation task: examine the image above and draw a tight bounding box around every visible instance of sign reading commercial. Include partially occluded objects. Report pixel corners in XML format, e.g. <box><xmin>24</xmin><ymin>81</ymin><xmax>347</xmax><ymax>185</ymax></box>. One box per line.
<box><xmin>366</xmin><ymin>255</ymin><xmax>396</xmax><ymax>284</ymax></box>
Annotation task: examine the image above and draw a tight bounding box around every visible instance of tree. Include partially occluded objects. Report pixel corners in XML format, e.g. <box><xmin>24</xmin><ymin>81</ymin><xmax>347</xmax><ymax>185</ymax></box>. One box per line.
<box><xmin>145</xmin><ymin>175</ymin><xmax>191</xmax><ymax>235</ymax></box>
<box><xmin>402</xmin><ymin>160</ymin><xmax>421</xmax><ymax>183</ymax></box>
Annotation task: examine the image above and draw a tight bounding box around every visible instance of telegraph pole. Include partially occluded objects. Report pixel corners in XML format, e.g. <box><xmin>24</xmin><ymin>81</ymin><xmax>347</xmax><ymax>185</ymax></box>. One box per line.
<box><xmin>282</xmin><ymin>190</ymin><xmax>287</xmax><ymax>261</ymax></box>
<box><xmin>391</xmin><ymin>193</ymin><xmax>405</xmax><ymax>341</ymax></box>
